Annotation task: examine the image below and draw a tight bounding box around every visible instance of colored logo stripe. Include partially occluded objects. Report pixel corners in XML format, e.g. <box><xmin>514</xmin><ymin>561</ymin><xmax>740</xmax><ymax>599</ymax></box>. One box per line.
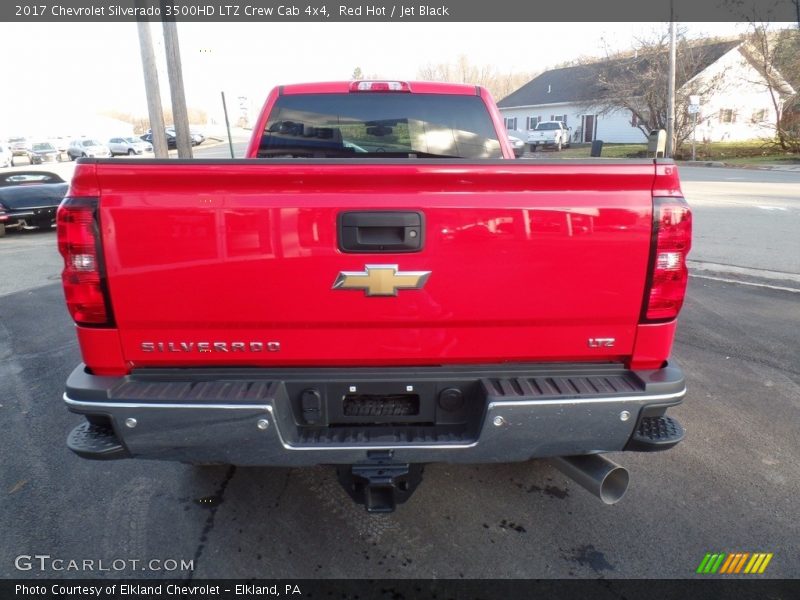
<box><xmin>697</xmin><ymin>552</ymin><xmax>773</xmax><ymax>574</ymax></box>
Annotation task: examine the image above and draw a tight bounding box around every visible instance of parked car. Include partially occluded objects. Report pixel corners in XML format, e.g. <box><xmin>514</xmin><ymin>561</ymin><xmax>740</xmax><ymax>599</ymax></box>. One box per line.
<box><xmin>156</xmin><ymin>127</ymin><xmax>205</xmax><ymax>146</ymax></box>
<box><xmin>27</xmin><ymin>141</ymin><xmax>61</xmax><ymax>164</ymax></box>
<box><xmin>108</xmin><ymin>136</ymin><xmax>153</xmax><ymax>156</ymax></box>
<box><xmin>528</xmin><ymin>121</ymin><xmax>572</xmax><ymax>151</ymax></box>
<box><xmin>7</xmin><ymin>137</ymin><xmax>31</xmax><ymax>157</ymax></box>
<box><xmin>140</xmin><ymin>132</ymin><xmax>177</xmax><ymax>149</ymax></box>
<box><xmin>507</xmin><ymin>131</ymin><xmax>526</xmax><ymax>158</ymax></box>
<box><xmin>51</xmin><ymin>137</ymin><xmax>70</xmax><ymax>154</ymax></box>
<box><xmin>67</xmin><ymin>139</ymin><xmax>111</xmax><ymax>160</ymax></box>
<box><xmin>0</xmin><ymin>171</ymin><xmax>68</xmax><ymax>237</ymax></box>
<box><xmin>0</xmin><ymin>144</ymin><xmax>12</xmax><ymax>168</ymax></box>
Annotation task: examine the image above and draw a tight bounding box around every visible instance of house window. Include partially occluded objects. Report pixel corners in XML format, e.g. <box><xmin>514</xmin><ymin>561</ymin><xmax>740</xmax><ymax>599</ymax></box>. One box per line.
<box><xmin>719</xmin><ymin>109</ymin><xmax>736</xmax><ymax>124</ymax></box>
<box><xmin>550</xmin><ymin>114</ymin><xmax>567</xmax><ymax>123</ymax></box>
<box><xmin>526</xmin><ymin>116</ymin><xmax>541</xmax><ymax>130</ymax></box>
<box><xmin>504</xmin><ymin>117</ymin><xmax>518</xmax><ymax>130</ymax></box>
<box><xmin>751</xmin><ymin>109</ymin><xmax>768</xmax><ymax>123</ymax></box>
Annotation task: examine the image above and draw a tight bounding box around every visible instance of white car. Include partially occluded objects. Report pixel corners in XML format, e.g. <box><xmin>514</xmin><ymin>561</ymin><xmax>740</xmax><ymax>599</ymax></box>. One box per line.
<box><xmin>67</xmin><ymin>138</ymin><xmax>111</xmax><ymax>160</ymax></box>
<box><xmin>507</xmin><ymin>131</ymin><xmax>526</xmax><ymax>158</ymax></box>
<box><xmin>108</xmin><ymin>136</ymin><xmax>153</xmax><ymax>156</ymax></box>
<box><xmin>528</xmin><ymin>121</ymin><xmax>572</xmax><ymax>151</ymax></box>
<box><xmin>0</xmin><ymin>144</ymin><xmax>12</xmax><ymax>168</ymax></box>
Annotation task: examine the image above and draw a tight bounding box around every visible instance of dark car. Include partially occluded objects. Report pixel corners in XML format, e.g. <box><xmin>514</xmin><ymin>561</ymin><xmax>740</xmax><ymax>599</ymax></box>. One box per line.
<box><xmin>140</xmin><ymin>132</ymin><xmax>177</xmax><ymax>148</ymax></box>
<box><xmin>0</xmin><ymin>171</ymin><xmax>68</xmax><ymax>237</ymax></box>
<box><xmin>167</xmin><ymin>127</ymin><xmax>205</xmax><ymax>146</ymax></box>
<box><xmin>27</xmin><ymin>142</ymin><xmax>61</xmax><ymax>165</ymax></box>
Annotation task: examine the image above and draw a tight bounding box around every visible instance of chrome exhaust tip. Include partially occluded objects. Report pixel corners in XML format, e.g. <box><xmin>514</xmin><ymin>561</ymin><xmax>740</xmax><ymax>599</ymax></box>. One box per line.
<box><xmin>551</xmin><ymin>454</ymin><xmax>630</xmax><ymax>505</ymax></box>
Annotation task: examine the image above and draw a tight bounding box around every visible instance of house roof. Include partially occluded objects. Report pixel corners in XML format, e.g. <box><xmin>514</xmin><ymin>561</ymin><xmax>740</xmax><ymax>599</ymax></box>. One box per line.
<box><xmin>498</xmin><ymin>40</ymin><xmax>741</xmax><ymax>108</ymax></box>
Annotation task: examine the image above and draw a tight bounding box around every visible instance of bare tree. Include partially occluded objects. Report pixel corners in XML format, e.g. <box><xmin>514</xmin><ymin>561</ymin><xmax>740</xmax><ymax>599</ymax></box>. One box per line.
<box><xmin>577</xmin><ymin>31</ymin><xmax>730</xmax><ymax>153</ymax></box>
<box><xmin>352</xmin><ymin>66</ymin><xmax>363</xmax><ymax>80</ymax></box>
<box><xmin>742</xmin><ymin>24</ymin><xmax>800</xmax><ymax>152</ymax></box>
<box><xmin>417</xmin><ymin>55</ymin><xmax>537</xmax><ymax>102</ymax></box>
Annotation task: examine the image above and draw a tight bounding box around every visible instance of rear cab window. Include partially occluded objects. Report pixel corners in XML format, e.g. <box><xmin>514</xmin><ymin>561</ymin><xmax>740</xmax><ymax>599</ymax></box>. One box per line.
<box><xmin>258</xmin><ymin>93</ymin><xmax>502</xmax><ymax>159</ymax></box>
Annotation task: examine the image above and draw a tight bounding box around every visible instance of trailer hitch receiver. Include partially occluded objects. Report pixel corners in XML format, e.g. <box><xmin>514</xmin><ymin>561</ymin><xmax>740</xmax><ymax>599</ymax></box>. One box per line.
<box><xmin>337</xmin><ymin>461</ymin><xmax>423</xmax><ymax>513</ymax></box>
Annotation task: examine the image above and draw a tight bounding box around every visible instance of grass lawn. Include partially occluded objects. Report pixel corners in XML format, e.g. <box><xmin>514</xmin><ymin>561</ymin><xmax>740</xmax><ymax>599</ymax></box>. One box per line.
<box><xmin>539</xmin><ymin>140</ymin><xmax>800</xmax><ymax>164</ymax></box>
<box><xmin>552</xmin><ymin>144</ymin><xmax>648</xmax><ymax>159</ymax></box>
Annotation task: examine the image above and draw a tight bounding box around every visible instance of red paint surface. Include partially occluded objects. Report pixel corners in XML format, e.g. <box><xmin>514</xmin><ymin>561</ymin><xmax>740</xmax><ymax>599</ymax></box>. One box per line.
<box><xmin>62</xmin><ymin>85</ymin><xmax>689</xmax><ymax>375</ymax></box>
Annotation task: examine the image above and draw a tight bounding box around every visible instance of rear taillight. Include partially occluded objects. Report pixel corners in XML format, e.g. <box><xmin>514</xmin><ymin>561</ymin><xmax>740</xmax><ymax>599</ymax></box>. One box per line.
<box><xmin>57</xmin><ymin>198</ymin><xmax>113</xmax><ymax>326</ymax></box>
<box><xmin>349</xmin><ymin>80</ymin><xmax>411</xmax><ymax>92</ymax></box>
<box><xmin>642</xmin><ymin>197</ymin><xmax>692</xmax><ymax>321</ymax></box>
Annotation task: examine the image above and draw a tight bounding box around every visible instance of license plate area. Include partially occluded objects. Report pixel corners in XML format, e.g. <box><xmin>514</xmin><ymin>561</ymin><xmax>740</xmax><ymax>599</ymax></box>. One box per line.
<box><xmin>343</xmin><ymin>393</ymin><xmax>420</xmax><ymax>419</ymax></box>
<box><xmin>329</xmin><ymin>382</ymin><xmax>435</xmax><ymax>425</ymax></box>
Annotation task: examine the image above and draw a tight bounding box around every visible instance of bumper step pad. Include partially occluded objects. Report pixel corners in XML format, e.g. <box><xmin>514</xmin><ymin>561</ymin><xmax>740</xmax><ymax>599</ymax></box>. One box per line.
<box><xmin>625</xmin><ymin>416</ymin><xmax>685</xmax><ymax>452</ymax></box>
<box><xmin>67</xmin><ymin>422</ymin><xmax>129</xmax><ymax>460</ymax></box>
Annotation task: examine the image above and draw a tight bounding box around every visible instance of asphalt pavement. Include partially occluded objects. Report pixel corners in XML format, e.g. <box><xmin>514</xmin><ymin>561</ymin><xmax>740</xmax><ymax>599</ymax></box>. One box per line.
<box><xmin>0</xmin><ymin>158</ymin><xmax>798</xmax><ymax>580</ymax></box>
<box><xmin>680</xmin><ymin>166</ymin><xmax>800</xmax><ymax>277</ymax></box>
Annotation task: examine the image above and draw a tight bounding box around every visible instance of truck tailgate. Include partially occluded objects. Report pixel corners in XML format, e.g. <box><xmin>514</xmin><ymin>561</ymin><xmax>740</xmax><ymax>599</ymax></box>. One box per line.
<box><xmin>90</xmin><ymin>160</ymin><xmax>657</xmax><ymax>367</ymax></box>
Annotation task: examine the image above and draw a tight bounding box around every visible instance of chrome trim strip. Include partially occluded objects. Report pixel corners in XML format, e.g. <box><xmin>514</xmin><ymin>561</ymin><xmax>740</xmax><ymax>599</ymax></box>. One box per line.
<box><xmin>64</xmin><ymin>393</ymin><xmax>474</xmax><ymax>450</ymax></box>
<box><xmin>488</xmin><ymin>388</ymin><xmax>686</xmax><ymax>408</ymax></box>
<box><xmin>63</xmin><ymin>388</ymin><xmax>685</xmax><ymax>452</ymax></box>
<box><xmin>285</xmin><ymin>441</ymin><xmax>479</xmax><ymax>450</ymax></box>
<box><xmin>63</xmin><ymin>394</ymin><xmax>271</xmax><ymax>411</ymax></box>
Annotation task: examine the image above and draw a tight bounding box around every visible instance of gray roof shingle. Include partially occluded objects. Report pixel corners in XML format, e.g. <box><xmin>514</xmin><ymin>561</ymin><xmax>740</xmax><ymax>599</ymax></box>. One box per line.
<box><xmin>497</xmin><ymin>40</ymin><xmax>740</xmax><ymax>108</ymax></box>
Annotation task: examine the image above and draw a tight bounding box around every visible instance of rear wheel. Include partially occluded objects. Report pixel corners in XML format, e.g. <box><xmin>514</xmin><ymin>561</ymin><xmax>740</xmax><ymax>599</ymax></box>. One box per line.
<box><xmin>556</xmin><ymin>139</ymin><xmax>562</xmax><ymax>151</ymax></box>
<box><xmin>127</xmin><ymin>149</ymin><xmax>135</xmax><ymax>155</ymax></box>
<box><xmin>0</xmin><ymin>223</ymin><xmax>5</xmax><ymax>237</ymax></box>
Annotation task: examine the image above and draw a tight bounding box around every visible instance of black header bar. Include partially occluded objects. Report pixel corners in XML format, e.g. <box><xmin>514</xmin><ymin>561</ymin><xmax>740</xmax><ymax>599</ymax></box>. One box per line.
<box><xmin>3</xmin><ymin>578</ymin><xmax>800</xmax><ymax>600</ymax></box>
<box><xmin>2</xmin><ymin>0</ymin><xmax>800</xmax><ymax>22</ymax></box>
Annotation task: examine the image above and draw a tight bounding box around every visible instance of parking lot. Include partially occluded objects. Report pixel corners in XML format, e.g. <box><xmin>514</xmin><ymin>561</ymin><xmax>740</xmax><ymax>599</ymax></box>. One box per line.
<box><xmin>0</xmin><ymin>162</ymin><xmax>798</xmax><ymax>579</ymax></box>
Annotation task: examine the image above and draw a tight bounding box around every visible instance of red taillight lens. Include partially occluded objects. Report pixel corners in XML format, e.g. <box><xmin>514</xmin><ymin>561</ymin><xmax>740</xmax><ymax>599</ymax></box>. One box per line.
<box><xmin>644</xmin><ymin>197</ymin><xmax>692</xmax><ymax>321</ymax></box>
<box><xmin>57</xmin><ymin>198</ymin><xmax>112</xmax><ymax>326</ymax></box>
<box><xmin>349</xmin><ymin>80</ymin><xmax>411</xmax><ymax>92</ymax></box>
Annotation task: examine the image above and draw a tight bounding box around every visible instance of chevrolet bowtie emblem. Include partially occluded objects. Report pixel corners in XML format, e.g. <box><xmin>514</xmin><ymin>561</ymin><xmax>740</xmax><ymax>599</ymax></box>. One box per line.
<box><xmin>332</xmin><ymin>265</ymin><xmax>431</xmax><ymax>296</ymax></box>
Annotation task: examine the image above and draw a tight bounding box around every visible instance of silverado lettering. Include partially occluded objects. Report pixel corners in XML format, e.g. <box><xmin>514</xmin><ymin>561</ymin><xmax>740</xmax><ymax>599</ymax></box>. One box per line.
<box><xmin>140</xmin><ymin>342</ymin><xmax>281</xmax><ymax>353</ymax></box>
<box><xmin>58</xmin><ymin>80</ymin><xmax>692</xmax><ymax>512</ymax></box>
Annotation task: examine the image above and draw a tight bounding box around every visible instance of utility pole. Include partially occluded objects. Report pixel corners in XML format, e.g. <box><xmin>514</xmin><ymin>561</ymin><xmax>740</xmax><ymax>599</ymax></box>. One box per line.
<box><xmin>162</xmin><ymin>19</ymin><xmax>193</xmax><ymax>158</ymax></box>
<box><xmin>666</xmin><ymin>16</ymin><xmax>677</xmax><ymax>157</ymax></box>
<box><xmin>136</xmin><ymin>20</ymin><xmax>168</xmax><ymax>158</ymax></box>
<box><xmin>795</xmin><ymin>0</ymin><xmax>800</xmax><ymax>30</ymax></box>
<box><xmin>221</xmin><ymin>91</ymin><xmax>235</xmax><ymax>158</ymax></box>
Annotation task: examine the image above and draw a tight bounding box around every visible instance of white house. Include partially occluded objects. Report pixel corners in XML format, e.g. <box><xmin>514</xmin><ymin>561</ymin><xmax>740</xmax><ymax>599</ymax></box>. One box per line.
<box><xmin>498</xmin><ymin>40</ymin><xmax>795</xmax><ymax>145</ymax></box>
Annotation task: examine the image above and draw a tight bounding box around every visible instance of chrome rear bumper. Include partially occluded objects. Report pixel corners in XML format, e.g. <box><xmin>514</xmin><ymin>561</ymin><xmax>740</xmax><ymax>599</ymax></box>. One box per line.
<box><xmin>64</xmin><ymin>362</ymin><xmax>686</xmax><ymax>466</ymax></box>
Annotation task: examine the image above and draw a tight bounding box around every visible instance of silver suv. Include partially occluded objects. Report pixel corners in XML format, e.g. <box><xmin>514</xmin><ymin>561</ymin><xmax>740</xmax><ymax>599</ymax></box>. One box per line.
<box><xmin>108</xmin><ymin>136</ymin><xmax>153</xmax><ymax>156</ymax></box>
<box><xmin>67</xmin><ymin>139</ymin><xmax>111</xmax><ymax>160</ymax></box>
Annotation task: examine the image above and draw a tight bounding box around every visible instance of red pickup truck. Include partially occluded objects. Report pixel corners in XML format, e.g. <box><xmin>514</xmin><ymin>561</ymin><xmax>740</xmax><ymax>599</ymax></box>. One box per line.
<box><xmin>58</xmin><ymin>81</ymin><xmax>691</xmax><ymax>511</ymax></box>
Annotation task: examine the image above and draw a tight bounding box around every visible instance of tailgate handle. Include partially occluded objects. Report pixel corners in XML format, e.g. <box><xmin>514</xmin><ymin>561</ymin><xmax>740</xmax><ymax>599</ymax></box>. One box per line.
<box><xmin>338</xmin><ymin>211</ymin><xmax>424</xmax><ymax>253</ymax></box>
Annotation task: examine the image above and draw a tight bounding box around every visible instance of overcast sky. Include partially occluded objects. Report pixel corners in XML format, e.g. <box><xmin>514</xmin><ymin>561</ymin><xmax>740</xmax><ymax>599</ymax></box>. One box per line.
<box><xmin>0</xmin><ymin>21</ymin><xmax>756</xmax><ymax>136</ymax></box>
